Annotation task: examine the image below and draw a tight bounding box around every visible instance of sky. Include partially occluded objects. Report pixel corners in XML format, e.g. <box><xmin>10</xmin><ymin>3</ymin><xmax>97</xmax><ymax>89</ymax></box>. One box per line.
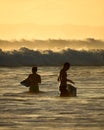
<box><xmin>0</xmin><ymin>0</ymin><xmax>104</xmax><ymax>41</ymax></box>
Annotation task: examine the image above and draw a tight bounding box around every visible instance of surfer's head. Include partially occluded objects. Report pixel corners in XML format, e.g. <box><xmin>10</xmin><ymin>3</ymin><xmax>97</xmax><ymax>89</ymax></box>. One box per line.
<box><xmin>63</xmin><ymin>62</ymin><xmax>70</xmax><ymax>71</ymax></box>
<box><xmin>32</xmin><ymin>66</ymin><xmax>37</xmax><ymax>73</ymax></box>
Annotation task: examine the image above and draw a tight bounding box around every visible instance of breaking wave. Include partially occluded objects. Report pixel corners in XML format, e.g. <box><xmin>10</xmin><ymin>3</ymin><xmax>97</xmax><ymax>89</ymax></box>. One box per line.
<box><xmin>0</xmin><ymin>38</ymin><xmax>104</xmax><ymax>50</ymax></box>
<box><xmin>0</xmin><ymin>47</ymin><xmax>104</xmax><ymax>66</ymax></box>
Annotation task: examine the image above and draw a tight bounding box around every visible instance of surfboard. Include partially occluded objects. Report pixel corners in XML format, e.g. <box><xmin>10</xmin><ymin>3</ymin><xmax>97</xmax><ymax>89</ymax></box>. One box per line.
<box><xmin>20</xmin><ymin>79</ymin><xmax>30</xmax><ymax>87</ymax></box>
<box><xmin>67</xmin><ymin>84</ymin><xmax>77</xmax><ymax>97</ymax></box>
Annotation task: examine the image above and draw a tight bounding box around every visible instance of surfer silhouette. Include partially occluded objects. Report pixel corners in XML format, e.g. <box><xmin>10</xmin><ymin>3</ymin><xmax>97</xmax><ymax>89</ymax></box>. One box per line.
<box><xmin>21</xmin><ymin>66</ymin><xmax>41</xmax><ymax>93</ymax></box>
<box><xmin>58</xmin><ymin>62</ymin><xmax>76</xmax><ymax>97</ymax></box>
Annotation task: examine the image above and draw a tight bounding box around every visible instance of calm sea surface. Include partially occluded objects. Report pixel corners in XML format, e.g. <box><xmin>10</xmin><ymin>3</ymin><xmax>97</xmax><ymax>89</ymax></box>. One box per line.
<box><xmin>0</xmin><ymin>66</ymin><xmax>104</xmax><ymax>130</ymax></box>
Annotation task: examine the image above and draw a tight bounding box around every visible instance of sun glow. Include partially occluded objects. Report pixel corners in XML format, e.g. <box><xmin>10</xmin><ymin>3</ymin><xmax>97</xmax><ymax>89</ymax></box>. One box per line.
<box><xmin>0</xmin><ymin>0</ymin><xmax>104</xmax><ymax>51</ymax></box>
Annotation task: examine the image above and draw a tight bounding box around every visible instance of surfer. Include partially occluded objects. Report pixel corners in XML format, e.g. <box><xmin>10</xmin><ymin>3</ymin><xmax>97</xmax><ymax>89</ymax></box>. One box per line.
<box><xmin>25</xmin><ymin>66</ymin><xmax>41</xmax><ymax>93</ymax></box>
<box><xmin>58</xmin><ymin>62</ymin><xmax>75</xmax><ymax>97</ymax></box>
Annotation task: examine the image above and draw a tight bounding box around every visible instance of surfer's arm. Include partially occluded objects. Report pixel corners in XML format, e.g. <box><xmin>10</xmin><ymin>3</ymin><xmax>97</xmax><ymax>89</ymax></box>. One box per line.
<box><xmin>38</xmin><ymin>75</ymin><xmax>41</xmax><ymax>83</ymax></box>
<box><xmin>67</xmin><ymin>79</ymin><xmax>75</xmax><ymax>84</ymax></box>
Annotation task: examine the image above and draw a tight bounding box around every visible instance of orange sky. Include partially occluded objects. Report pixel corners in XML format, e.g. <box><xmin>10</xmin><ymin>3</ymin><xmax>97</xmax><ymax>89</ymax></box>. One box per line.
<box><xmin>0</xmin><ymin>0</ymin><xmax>104</xmax><ymax>40</ymax></box>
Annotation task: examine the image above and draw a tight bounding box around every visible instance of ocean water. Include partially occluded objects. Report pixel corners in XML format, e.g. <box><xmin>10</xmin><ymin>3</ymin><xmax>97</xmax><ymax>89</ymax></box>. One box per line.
<box><xmin>0</xmin><ymin>66</ymin><xmax>104</xmax><ymax>130</ymax></box>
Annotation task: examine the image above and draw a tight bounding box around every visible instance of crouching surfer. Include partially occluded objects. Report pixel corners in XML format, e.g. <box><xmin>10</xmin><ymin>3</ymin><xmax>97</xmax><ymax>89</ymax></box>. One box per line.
<box><xmin>58</xmin><ymin>62</ymin><xmax>76</xmax><ymax>97</ymax></box>
<box><xmin>21</xmin><ymin>66</ymin><xmax>41</xmax><ymax>93</ymax></box>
